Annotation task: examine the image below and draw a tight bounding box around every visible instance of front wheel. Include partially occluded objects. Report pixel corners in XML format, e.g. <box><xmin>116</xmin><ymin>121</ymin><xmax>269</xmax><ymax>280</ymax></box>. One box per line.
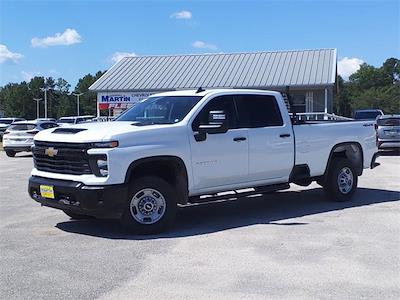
<box><xmin>5</xmin><ymin>150</ymin><xmax>16</xmax><ymax>157</ymax></box>
<box><xmin>121</xmin><ymin>176</ymin><xmax>177</xmax><ymax>234</ymax></box>
<box><xmin>323</xmin><ymin>158</ymin><xmax>358</xmax><ymax>202</ymax></box>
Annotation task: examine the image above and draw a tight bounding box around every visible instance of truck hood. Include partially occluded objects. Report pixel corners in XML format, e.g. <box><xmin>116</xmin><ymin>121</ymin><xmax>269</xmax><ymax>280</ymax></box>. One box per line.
<box><xmin>34</xmin><ymin>121</ymin><xmax>164</xmax><ymax>143</ymax></box>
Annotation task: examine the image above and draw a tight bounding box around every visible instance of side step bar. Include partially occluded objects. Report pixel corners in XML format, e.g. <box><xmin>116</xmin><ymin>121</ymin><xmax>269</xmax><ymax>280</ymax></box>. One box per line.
<box><xmin>188</xmin><ymin>183</ymin><xmax>290</xmax><ymax>204</ymax></box>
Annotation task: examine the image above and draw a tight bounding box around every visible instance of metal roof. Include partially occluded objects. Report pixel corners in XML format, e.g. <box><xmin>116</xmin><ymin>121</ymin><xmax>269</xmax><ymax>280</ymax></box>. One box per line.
<box><xmin>89</xmin><ymin>49</ymin><xmax>337</xmax><ymax>92</ymax></box>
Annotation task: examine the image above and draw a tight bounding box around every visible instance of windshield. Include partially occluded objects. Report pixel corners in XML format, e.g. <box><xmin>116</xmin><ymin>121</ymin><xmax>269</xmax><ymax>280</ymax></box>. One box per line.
<box><xmin>57</xmin><ymin>119</ymin><xmax>75</xmax><ymax>124</ymax></box>
<box><xmin>354</xmin><ymin>111</ymin><xmax>382</xmax><ymax>120</ymax></box>
<box><xmin>116</xmin><ymin>96</ymin><xmax>202</xmax><ymax>125</ymax></box>
<box><xmin>0</xmin><ymin>119</ymin><xmax>14</xmax><ymax>124</ymax></box>
<box><xmin>8</xmin><ymin>124</ymin><xmax>36</xmax><ymax>131</ymax></box>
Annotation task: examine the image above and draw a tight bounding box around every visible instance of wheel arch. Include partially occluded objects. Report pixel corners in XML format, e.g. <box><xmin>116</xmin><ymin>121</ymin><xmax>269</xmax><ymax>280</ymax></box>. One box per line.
<box><xmin>125</xmin><ymin>155</ymin><xmax>189</xmax><ymax>204</ymax></box>
<box><xmin>324</xmin><ymin>142</ymin><xmax>364</xmax><ymax>177</ymax></box>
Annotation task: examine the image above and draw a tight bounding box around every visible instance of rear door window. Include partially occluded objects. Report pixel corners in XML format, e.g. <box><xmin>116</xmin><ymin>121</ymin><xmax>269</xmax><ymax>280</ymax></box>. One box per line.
<box><xmin>234</xmin><ymin>94</ymin><xmax>283</xmax><ymax>128</ymax></box>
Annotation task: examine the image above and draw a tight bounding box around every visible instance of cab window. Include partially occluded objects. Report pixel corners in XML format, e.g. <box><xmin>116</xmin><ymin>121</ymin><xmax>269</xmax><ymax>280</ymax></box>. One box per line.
<box><xmin>234</xmin><ymin>94</ymin><xmax>283</xmax><ymax>128</ymax></box>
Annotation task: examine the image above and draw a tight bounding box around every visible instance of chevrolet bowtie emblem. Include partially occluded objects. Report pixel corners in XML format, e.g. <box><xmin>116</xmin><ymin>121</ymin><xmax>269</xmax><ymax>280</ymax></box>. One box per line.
<box><xmin>45</xmin><ymin>147</ymin><xmax>58</xmax><ymax>157</ymax></box>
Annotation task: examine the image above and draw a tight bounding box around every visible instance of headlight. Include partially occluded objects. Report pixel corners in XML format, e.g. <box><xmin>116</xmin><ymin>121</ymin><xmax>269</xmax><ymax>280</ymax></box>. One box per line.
<box><xmin>92</xmin><ymin>141</ymin><xmax>119</xmax><ymax>148</ymax></box>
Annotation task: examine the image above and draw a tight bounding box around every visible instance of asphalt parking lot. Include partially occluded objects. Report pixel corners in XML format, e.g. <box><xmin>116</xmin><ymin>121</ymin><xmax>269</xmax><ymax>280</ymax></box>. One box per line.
<box><xmin>0</xmin><ymin>151</ymin><xmax>399</xmax><ymax>300</ymax></box>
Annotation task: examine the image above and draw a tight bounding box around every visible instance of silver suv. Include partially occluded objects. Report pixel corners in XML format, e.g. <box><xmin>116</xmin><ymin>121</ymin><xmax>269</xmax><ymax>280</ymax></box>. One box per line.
<box><xmin>376</xmin><ymin>115</ymin><xmax>400</xmax><ymax>152</ymax></box>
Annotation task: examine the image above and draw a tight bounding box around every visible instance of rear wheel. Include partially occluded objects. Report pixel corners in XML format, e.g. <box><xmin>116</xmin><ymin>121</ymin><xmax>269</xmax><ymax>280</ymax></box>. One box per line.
<box><xmin>323</xmin><ymin>157</ymin><xmax>358</xmax><ymax>202</ymax></box>
<box><xmin>5</xmin><ymin>150</ymin><xmax>16</xmax><ymax>157</ymax></box>
<box><xmin>121</xmin><ymin>176</ymin><xmax>177</xmax><ymax>234</ymax></box>
<box><xmin>63</xmin><ymin>210</ymin><xmax>92</xmax><ymax>220</ymax></box>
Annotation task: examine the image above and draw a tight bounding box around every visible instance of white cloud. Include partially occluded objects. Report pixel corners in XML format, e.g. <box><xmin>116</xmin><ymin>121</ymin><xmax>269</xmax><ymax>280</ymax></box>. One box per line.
<box><xmin>0</xmin><ymin>44</ymin><xmax>23</xmax><ymax>63</ymax></box>
<box><xmin>170</xmin><ymin>10</ymin><xmax>192</xmax><ymax>19</ymax></box>
<box><xmin>31</xmin><ymin>28</ymin><xmax>82</xmax><ymax>48</ymax></box>
<box><xmin>111</xmin><ymin>51</ymin><xmax>137</xmax><ymax>63</ymax></box>
<box><xmin>21</xmin><ymin>71</ymin><xmax>41</xmax><ymax>81</ymax></box>
<box><xmin>338</xmin><ymin>57</ymin><xmax>364</xmax><ymax>79</ymax></box>
<box><xmin>192</xmin><ymin>40</ymin><xmax>218</xmax><ymax>51</ymax></box>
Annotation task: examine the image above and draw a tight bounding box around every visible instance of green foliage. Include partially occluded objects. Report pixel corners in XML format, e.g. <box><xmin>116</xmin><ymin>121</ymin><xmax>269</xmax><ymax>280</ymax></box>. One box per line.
<box><xmin>334</xmin><ymin>58</ymin><xmax>400</xmax><ymax>116</ymax></box>
<box><xmin>0</xmin><ymin>71</ymin><xmax>104</xmax><ymax>119</ymax></box>
<box><xmin>74</xmin><ymin>71</ymin><xmax>105</xmax><ymax>116</ymax></box>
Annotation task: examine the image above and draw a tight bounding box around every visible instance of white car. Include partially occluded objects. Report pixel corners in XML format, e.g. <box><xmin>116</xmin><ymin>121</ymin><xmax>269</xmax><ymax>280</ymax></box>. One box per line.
<box><xmin>3</xmin><ymin>120</ymin><xmax>58</xmax><ymax>157</ymax></box>
<box><xmin>0</xmin><ymin>117</ymin><xmax>26</xmax><ymax>141</ymax></box>
<box><xmin>29</xmin><ymin>89</ymin><xmax>378</xmax><ymax>234</ymax></box>
<box><xmin>57</xmin><ymin>116</ymin><xmax>95</xmax><ymax>126</ymax></box>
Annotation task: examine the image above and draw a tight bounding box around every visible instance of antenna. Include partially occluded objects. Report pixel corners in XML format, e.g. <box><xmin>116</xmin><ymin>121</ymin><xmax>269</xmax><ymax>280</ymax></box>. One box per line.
<box><xmin>196</xmin><ymin>87</ymin><xmax>205</xmax><ymax>93</ymax></box>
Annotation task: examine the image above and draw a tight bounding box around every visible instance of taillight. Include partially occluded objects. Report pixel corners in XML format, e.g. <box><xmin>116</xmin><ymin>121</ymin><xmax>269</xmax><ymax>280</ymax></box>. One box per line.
<box><xmin>27</xmin><ymin>130</ymin><xmax>39</xmax><ymax>135</ymax></box>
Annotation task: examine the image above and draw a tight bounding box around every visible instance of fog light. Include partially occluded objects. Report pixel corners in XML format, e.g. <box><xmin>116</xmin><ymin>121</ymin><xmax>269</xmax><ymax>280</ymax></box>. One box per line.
<box><xmin>96</xmin><ymin>159</ymin><xmax>108</xmax><ymax>176</ymax></box>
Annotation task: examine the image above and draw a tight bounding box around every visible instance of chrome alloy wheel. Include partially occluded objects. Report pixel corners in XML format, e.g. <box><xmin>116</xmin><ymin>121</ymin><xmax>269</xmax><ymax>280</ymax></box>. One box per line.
<box><xmin>130</xmin><ymin>188</ymin><xmax>166</xmax><ymax>224</ymax></box>
<box><xmin>337</xmin><ymin>167</ymin><xmax>354</xmax><ymax>194</ymax></box>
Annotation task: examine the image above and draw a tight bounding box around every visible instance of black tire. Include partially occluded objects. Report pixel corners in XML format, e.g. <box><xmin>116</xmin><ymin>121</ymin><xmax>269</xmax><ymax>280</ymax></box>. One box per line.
<box><xmin>121</xmin><ymin>176</ymin><xmax>177</xmax><ymax>234</ymax></box>
<box><xmin>5</xmin><ymin>150</ymin><xmax>16</xmax><ymax>157</ymax></box>
<box><xmin>63</xmin><ymin>210</ymin><xmax>92</xmax><ymax>220</ymax></box>
<box><xmin>323</xmin><ymin>157</ymin><xmax>358</xmax><ymax>202</ymax></box>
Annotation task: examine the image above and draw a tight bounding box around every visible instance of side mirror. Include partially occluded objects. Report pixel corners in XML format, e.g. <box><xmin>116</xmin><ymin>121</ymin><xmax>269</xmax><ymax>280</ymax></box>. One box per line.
<box><xmin>198</xmin><ymin>110</ymin><xmax>228</xmax><ymax>134</ymax></box>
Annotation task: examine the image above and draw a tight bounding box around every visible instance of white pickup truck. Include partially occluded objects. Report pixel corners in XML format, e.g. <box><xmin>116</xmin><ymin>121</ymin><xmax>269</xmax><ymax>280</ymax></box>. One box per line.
<box><xmin>29</xmin><ymin>89</ymin><xmax>379</xmax><ymax>234</ymax></box>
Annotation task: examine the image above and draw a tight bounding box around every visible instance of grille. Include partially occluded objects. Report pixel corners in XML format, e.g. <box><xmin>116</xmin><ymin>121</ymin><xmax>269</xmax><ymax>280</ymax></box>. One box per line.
<box><xmin>33</xmin><ymin>141</ymin><xmax>93</xmax><ymax>175</ymax></box>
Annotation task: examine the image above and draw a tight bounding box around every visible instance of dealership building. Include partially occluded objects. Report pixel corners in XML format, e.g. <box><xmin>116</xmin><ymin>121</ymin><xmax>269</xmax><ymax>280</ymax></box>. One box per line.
<box><xmin>89</xmin><ymin>48</ymin><xmax>337</xmax><ymax>116</ymax></box>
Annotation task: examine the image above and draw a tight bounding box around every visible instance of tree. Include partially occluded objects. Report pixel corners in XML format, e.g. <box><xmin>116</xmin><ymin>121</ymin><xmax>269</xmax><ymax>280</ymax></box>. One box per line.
<box><xmin>333</xmin><ymin>75</ymin><xmax>352</xmax><ymax>116</ymax></box>
<box><xmin>335</xmin><ymin>58</ymin><xmax>400</xmax><ymax>116</ymax></box>
<box><xmin>0</xmin><ymin>76</ymin><xmax>75</xmax><ymax>119</ymax></box>
<box><xmin>0</xmin><ymin>82</ymin><xmax>35</xmax><ymax>119</ymax></box>
<box><xmin>74</xmin><ymin>71</ymin><xmax>105</xmax><ymax>116</ymax></box>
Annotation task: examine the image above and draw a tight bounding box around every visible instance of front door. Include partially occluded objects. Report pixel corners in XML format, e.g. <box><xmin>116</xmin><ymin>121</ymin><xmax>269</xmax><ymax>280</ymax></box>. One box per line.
<box><xmin>189</xmin><ymin>95</ymin><xmax>249</xmax><ymax>192</ymax></box>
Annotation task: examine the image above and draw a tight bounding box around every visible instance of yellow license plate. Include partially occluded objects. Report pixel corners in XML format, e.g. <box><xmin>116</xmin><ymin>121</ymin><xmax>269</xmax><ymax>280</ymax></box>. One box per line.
<box><xmin>40</xmin><ymin>185</ymin><xmax>55</xmax><ymax>199</ymax></box>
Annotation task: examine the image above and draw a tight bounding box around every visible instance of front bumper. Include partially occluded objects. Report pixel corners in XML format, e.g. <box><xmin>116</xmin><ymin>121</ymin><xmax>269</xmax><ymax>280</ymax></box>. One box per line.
<box><xmin>28</xmin><ymin>176</ymin><xmax>128</xmax><ymax>219</ymax></box>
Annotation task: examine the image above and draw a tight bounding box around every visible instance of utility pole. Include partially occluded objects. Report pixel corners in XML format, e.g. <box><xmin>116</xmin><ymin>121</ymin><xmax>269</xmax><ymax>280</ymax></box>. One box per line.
<box><xmin>40</xmin><ymin>86</ymin><xmax>50</xmax><ymax>118</ymax></box>
<box><xmin>73</xmin><ymin>92</ymin><xmax>84</xmax><ymax>116</ymax></box>
<box><xmin>33</xmin><ymin>98</ymin><xmax>43</xmax><ymax>119</ymax></box>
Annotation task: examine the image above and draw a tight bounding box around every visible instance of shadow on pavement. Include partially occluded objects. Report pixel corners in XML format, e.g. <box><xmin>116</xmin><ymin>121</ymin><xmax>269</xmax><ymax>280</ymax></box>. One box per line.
<box><xmin>56</xmin><ymin>187</ymin><xmax>399</xmax><ymax>240</ymax></box>
<box><xmin>14</xmin><ymin>153</ymin><xmax>33</xmax><ymax>158</ymax></box>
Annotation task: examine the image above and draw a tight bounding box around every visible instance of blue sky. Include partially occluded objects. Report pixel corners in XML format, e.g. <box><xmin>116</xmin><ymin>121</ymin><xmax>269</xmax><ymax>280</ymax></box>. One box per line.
<box><xmin>0</xmin><ymin>0</ymin><xmax>399</xmax><ymax>88</ymax></box>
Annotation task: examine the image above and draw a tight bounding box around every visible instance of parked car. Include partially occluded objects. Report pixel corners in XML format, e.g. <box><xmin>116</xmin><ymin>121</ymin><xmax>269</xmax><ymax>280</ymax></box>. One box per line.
<box><xmin>36</xmin><ymin>118</ymin><xmax>57</xmax><ymax>122</ymax></box>
<box><xmin>28</xmin><ymin>89</ymin><xmax>378</xmax><ymax>234</ymax></box>
<box><xmin>0</xmin><ymin>117</ymin><xmax>26</xmax><ymax>141</ymax></box>
<box><xmin>2</xmin><ymin>120</ymin><xmax>58</xmax><ymax>157</ymax></box>
<box><xmin>57</xmin><ymin>116</ymin><xmax>95</xmax><ymax>126</ymax></box>
<box><xmin>354</xmin><ymin>109</ymin><xmax>384</xmax><ymax>120</ymax></box>
<box><xmin>376</xmin><ymin>114</ymin><xmax>400</xmax><ymax>152</ymax></box>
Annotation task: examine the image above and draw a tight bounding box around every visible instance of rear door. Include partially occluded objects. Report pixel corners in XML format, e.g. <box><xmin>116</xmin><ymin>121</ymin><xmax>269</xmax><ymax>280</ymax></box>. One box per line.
<box><xmin>235</xmin><ymin>94</ymin><xmax>294</xmax><ymax>183</ymax></box>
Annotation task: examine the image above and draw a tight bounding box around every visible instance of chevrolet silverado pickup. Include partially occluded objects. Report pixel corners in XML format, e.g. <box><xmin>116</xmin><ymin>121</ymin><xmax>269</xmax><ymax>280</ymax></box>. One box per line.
<box><xmin>28</xmin><ymin>89</ymin><xmax>379</xmax><ymax>234</ymax></box>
